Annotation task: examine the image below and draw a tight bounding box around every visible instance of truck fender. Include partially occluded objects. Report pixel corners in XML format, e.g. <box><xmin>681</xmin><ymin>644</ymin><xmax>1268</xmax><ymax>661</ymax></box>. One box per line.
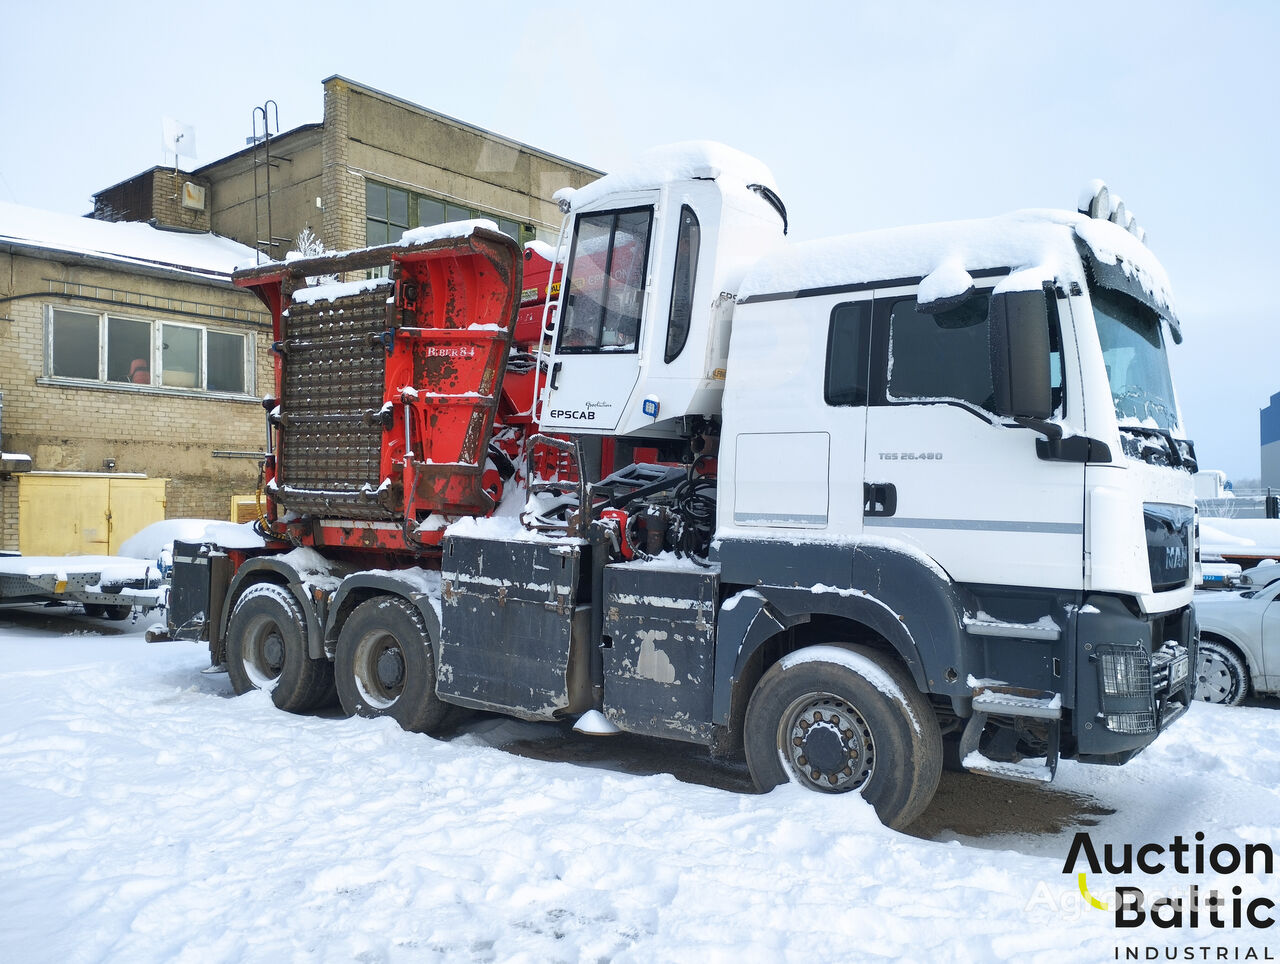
<box><xmin>221</xmin><ymin>557</ymin><xmax>326</xmax><ymax>661</ymax></box>
<box><xmin>324</xmin><ymin>574</ymin><xmax>443</xmax><ymax>666</ymax></box>
<box><xmin>715</xmin><ymin>538</ymin><xmax>972</xmax><ymax>715</ymax></box>
<box><xmin>713</xmin><ymin>586</ymin><xmax>929</xmax><ymax>727</ymax></box>
<box><xmin>711</xmin><ymin>590</ymin><xmax>808</xmax><ymax>725</ymax></box>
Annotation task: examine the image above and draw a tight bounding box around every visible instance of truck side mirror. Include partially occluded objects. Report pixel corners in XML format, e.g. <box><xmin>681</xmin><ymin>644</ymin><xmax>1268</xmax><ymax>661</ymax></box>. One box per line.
<box><xmin>989</xmin><ymin>288</ymin><xmax>1053</xmax><ymax>419</ymax></box>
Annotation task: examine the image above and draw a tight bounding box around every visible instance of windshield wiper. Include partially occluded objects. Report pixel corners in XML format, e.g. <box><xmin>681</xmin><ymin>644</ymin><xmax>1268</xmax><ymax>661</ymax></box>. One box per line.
<box><xmin>1117</xmin><ymin>425</ymin><xmax>1197</xmax><ymax>471</ymax></box>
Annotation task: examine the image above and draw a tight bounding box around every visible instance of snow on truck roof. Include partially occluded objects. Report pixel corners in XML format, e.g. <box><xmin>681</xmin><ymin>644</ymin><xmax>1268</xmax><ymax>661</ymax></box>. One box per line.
<box><xmin>555</xmin><ymin>141</ymin><xmax>779</xmax><ymax>212</ymax></box>
<box><xmin>0</xmin><ymin>200</ymin><xmax>258</xmax><ymax>282</ymax></box>
<box><xmin>737</xmin><ymin>208</ymin><xmax>1176</xmax><ymax>322</ymax></box>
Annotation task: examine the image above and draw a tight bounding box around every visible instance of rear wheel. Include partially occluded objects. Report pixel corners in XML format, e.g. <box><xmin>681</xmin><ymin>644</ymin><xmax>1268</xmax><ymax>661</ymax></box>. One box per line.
<box><xmin>744</xmin><ymin>644</ymin><xmax>942</xmax><ymax>830</ymax></box>
<box><xmin>84</xmin><ymin>603</ymin><xmax>132</xmax><ymax>621</ymax></box>
<box><xmin>335</xmin><ymin>596</ymin><xmax>449</xmax><ymax>734</ymax></box>
<box><xmin>1195</xmin><ymin>638</ymin><xmax>1248</xmax><ymax>706</ymax></box>
<box><xmin>226</xmin><ymin>583</ymin><xmax>334</xmax><ymax>712</ymax></box>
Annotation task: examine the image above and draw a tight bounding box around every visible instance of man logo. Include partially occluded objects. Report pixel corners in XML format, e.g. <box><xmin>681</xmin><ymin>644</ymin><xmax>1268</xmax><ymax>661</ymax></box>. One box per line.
<box><xmin>1165</xmin><ymin>545</ymin><xmax>1188</xmax><ymax>571</ymax></box>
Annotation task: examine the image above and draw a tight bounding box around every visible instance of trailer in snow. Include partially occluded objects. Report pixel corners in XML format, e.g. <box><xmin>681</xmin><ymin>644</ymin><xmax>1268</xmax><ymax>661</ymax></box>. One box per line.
<box><xmin>0</xmin><ymin>555</ymin><xmax>164</xmax><ymax>619</ymax></box>
<box><xmin>168</xmin><ymin>144</ymin><xmax>1197</xmax><ymax>829</ymax></box>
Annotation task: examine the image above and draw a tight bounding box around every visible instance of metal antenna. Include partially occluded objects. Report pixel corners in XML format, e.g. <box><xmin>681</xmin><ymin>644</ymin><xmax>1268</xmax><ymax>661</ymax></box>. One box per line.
<box><xmin>251</xmin><ymin>101</ymin><xmax>280</xmax><ymax>264</ymax></box>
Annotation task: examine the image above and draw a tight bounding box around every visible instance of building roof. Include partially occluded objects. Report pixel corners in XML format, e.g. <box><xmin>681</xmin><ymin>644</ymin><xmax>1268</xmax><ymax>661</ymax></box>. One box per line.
<box><xmin>0</xmin><ymin>201</ymin><xmax>259</xmax><ymax>283</ymax></box>
<box><xmin>322</xmin><ymin>75</ymin><xmax>604</xmax><ymax>175</ymax></box>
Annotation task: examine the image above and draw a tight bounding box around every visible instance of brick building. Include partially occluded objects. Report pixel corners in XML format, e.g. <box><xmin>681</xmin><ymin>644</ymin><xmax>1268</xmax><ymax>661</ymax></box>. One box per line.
<box><xmin>94</xmin><ymin>76</ymin><xmax>602</xmax><ymax>263</ymax></box>
<box><xmin>0</xmin><ymin>76</ymin><xmax>600</xmax><ymax>552</ymax></box>
<box><xmin>0</xmin><ymin>202</ymin><xmax>268</xmax><ymax>552</ymax></box>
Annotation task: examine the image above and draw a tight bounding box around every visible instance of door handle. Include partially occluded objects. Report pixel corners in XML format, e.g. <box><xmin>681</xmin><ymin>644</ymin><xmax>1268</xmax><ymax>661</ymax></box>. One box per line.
<box><xmin>549</xmin><ymin>361</ymin><xmax>562</xmax><ymax>390</ymax></box>
<box><xmin>863</xmin><ymin>482</ymin><xmax>897</xmax><ymax>517</ymax></box>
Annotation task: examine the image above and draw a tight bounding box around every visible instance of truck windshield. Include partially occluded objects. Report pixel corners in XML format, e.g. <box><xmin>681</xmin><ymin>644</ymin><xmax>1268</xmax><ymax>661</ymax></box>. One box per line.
<box><xmin>1091</xmin><ymin>287</ymin><xmax>1179</xmax><ymax>432</ymax></box>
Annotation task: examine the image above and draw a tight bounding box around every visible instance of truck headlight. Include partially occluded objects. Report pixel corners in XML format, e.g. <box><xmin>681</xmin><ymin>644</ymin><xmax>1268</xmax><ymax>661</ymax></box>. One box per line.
<box><xmin>1095</xmin><ymin>643</ymin><xmax>1157</xmax><ymax>735</ymax></box>
<box><xmin>1098</xmin><ymin>645</ymin><xmax>1151</xmax><ymax>698</ymax></box>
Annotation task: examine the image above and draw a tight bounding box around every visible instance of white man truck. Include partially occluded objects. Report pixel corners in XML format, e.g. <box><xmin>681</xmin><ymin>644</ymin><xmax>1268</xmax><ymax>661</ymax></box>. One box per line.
<box><xmin>168</xmin><ymin>143</ymin><xmax>1196</xmax><ymax>829</ymax></box>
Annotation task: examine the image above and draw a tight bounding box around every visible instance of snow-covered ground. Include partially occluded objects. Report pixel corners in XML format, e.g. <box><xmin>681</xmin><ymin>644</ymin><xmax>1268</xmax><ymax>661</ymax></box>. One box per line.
<box><xmin>1</xmin><ymin>608</ymin><xmax>1277</xmax><ymax>963</ymax></box>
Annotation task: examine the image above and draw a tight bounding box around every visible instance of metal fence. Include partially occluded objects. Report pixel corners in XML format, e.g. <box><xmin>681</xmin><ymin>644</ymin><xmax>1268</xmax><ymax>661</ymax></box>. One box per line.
<box><xmin>1197</xmin><ymin>490</ymin><xmax>1280</xmax><ymax>519</ymax></box>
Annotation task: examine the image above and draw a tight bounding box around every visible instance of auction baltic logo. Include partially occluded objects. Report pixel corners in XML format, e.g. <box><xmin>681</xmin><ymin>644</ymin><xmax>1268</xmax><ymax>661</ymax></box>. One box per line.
<box><xmin>1060</xmin><ymin>830</ymin><xmax>1276</xmax><ymax>960</ymax></box>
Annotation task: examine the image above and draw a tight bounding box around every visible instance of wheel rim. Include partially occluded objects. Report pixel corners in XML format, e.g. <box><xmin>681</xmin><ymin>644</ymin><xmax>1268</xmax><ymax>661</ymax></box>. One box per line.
<box><xmin>778</xmin><ymin>691</ymin><xmax>875</xmax><ymax>792</ymax></box>
<box><xmin>353</xmin><ymin>631</ymin><xmax>405</xmax><ymax>708</ymax></box>
<box><xmin>243</xmin><ymin>618</ymin><xmax>285</xmax><ymax>690</ymax></box>
<box><xmin>1196</xmin><ymin>649</ymin><xmax>1236</xmax><ymax>704</ymax></box>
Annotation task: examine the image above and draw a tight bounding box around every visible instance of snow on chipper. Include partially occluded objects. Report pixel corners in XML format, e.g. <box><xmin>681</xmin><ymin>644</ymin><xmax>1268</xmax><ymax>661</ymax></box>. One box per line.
<box><xmin>169</xmin><ymin>144</ymin><xmax>1197</xmax><ymax>828</ymax></box>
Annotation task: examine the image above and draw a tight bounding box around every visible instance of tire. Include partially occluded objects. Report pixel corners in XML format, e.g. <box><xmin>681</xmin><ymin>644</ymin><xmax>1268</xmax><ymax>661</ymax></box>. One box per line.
<box><xmin>744</xmin><ymin>644</ymin><xmax>943</xmax><ymax>830</ymax></box>
<box><xmin>226</xmin><ymin>582</ymin><xmax>334</xmax><ymax>713</ymax></box>
<box><xmin>84</xmin><ymin>603</ymin><xmax>131</xmax><ymax>620</ymax></box>
<box><xmin>334</xmin><ymin>595</ymin><xmax>449</xmax><ymax>734</ymax></box>
<box><xmin>1195</xmin><ymin>638</ymin><xmax>1248</xmax><ymax>706</ymax></box>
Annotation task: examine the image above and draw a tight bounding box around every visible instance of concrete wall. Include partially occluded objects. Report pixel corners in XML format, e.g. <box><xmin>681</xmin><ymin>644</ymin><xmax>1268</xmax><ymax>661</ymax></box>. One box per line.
<box><xmin>203</xmin><ymin>127</ymin><xmax>326</xmax><ymax>262</ymax></box>
<box><xmin>0</xmin><ymin>247</ymin><xmax>272</xmax><ymax>548</ymax></box>
<box><xmin>192</xmin><ymin>78</ymin><xmax>600</xmax><ymax>261</ymax></box>
<box><xmin>332</xmin><ymin>77</ymin><xmax>597</xmax><ymax>244</ymax></box>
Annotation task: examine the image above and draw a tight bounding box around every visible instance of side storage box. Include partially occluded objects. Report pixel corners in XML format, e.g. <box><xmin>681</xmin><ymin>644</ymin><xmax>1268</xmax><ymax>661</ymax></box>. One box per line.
<box><xmin>602</xmin><ymin>562</ymin><xmax>719</xmax><ymax>743</ymax></box>
<box><xmin>168</xmin><ymin>541</ymin><xmax>230</xmax><ymax>645</ymax></box>
<box><xmin>439</xmin><ymin>533</ymin><xmax>591</xmax><ymax>720</ymax></box>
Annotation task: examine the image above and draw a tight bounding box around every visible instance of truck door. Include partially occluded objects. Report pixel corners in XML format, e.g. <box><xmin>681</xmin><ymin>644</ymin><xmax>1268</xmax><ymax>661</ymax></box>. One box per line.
<box><xmin>541</xmin><ymin>201</ymin><xmax>655</xmax><ymax>433</ymax></box>
<box><xmin>861</xmin><ymin>286</ymin><xmax>1084</xmax><ymax>591</ymax></box>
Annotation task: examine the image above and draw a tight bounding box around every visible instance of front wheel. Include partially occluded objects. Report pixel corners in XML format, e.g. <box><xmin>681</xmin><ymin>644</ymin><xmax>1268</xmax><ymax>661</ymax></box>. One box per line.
<box><xmin>334</xmin><ymin>596</ymin><xmax>449</xmax><ymax>734</ymax></box>
<box><xmin>744</xmin><ymin>644</ymin><xmax>942</xmax><ymax>830</ymax></box>
<box><xmin>226</xmin><ymin>583</ymin><xmax>334</xmax><ymax>713</ymax></box>
<box><xmin>1195</xmin><ymin>638</ymin><xmax>1248</xmax><ymax>706</ymax></box>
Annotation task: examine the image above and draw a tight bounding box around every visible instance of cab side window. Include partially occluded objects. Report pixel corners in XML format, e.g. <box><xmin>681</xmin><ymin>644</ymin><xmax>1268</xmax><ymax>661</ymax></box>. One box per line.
<box><xmin>825</xmin><ymin>302</ymin><xmax>873</xmax><ymax>406</ymax></box>
<box><xmin>664</xmin><ymin>205</ymin><xmax>701</xmax><ymax>363</ymax></box>
<box><xmin>887</xmin><ymin>293</ymin><xmax>995</xmax><ymax>410</ymax></box>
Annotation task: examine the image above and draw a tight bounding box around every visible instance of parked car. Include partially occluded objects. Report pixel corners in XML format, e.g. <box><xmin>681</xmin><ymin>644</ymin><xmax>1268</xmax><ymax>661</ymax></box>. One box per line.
<box><xmin>1193</xmin><ymin>577</ymin><xmax>1280</xmax><ymax>704</ymax></box>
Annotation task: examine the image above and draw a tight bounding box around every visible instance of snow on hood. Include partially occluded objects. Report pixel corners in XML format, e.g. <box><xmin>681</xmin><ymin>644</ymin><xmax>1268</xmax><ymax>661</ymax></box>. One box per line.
<box><xmin>558</xmin><ymin>141</ymin><xmax>778</xmax><ymax>213</ymax></box>
<box><xmin>737</xmin><ymin>208</ymin><xmax>1176</xmax><ymax>320</ymax></box>
<box><xmin>237</xmin><ymin>220</ymin><xmax>505</xmax><ymax>274</ymax></box>
<box><xmin>291</xmin><ymin>277</ymin><xmax>393</xmax><ymax>306</ymax></box>
<box><xmin>523</xmin><ymin>239</ymin><xmax>565</xmax><ymax>264</ymax></box>
<box><xmin>400</xmin><ymin>219</ymin><xmax>499</xmax><ymax>247</ymax></box>
<box><xmin>0</xmin><ymin>200</ymin><xmax>258</xmax><ymax>281</ymax></box>
<box><xmin>117</xmin><ymin>519</ymin><xmax>265</xmax><ymax>560</ymax></box>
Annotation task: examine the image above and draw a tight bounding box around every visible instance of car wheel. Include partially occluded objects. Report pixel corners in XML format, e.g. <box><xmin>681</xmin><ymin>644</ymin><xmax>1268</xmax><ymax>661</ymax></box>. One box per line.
<box><xmin>1195</xmin><ymin>638</ymin><xmax>1248</xmax><ymax>706</ymax></box>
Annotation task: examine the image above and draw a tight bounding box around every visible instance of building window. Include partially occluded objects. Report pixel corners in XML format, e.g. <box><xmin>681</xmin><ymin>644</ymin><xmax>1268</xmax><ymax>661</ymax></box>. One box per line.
<box><xmin>47</xmin><ymin>307</ymin><xmax>253</xmax><ymax>395</ymax></box>
<box><xmin>367</xmin><ymin>180</ymin><xmax>527</xmax><ymax>247</ymax></box>
<box><xmin>50</xmin><ymin>309</ymin><xmax>99</xmax><ymax>379</ymax></box>
<box><xmin>108</xmin><ymin>316</ymin><xmax>152</xmax><ymax>384</ymax></box>
<box><xmin>366</xmin><ymin>182</ymin><xmax>410</xmax><ymax>246</ymax></box>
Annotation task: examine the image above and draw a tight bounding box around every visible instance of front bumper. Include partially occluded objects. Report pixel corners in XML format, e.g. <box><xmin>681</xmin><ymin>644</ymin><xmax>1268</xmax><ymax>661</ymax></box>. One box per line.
<box><xmin>1073</xmin><ymin>594</ymin><xmax>1196</xmax><ymax>763</ymax></box>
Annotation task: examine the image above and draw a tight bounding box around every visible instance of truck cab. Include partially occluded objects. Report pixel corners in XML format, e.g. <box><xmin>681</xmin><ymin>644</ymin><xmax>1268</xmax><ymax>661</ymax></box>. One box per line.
<box><xmin>538</xmin><ymin>143</ymin><xmax>787</xmax><ymax>438</ymax></box>
<box><xmin>716</xmin><ymin>201</ymin><xmax>1195</xmax><ymax>774</ymax></box>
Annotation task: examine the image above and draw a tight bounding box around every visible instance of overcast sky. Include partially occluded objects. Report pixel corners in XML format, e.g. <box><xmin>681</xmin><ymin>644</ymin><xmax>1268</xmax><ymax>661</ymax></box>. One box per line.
<box><xmin>2</xmin><ymin>1</ymin><xmax>1275</xmax><ymax>480</ymax></box>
